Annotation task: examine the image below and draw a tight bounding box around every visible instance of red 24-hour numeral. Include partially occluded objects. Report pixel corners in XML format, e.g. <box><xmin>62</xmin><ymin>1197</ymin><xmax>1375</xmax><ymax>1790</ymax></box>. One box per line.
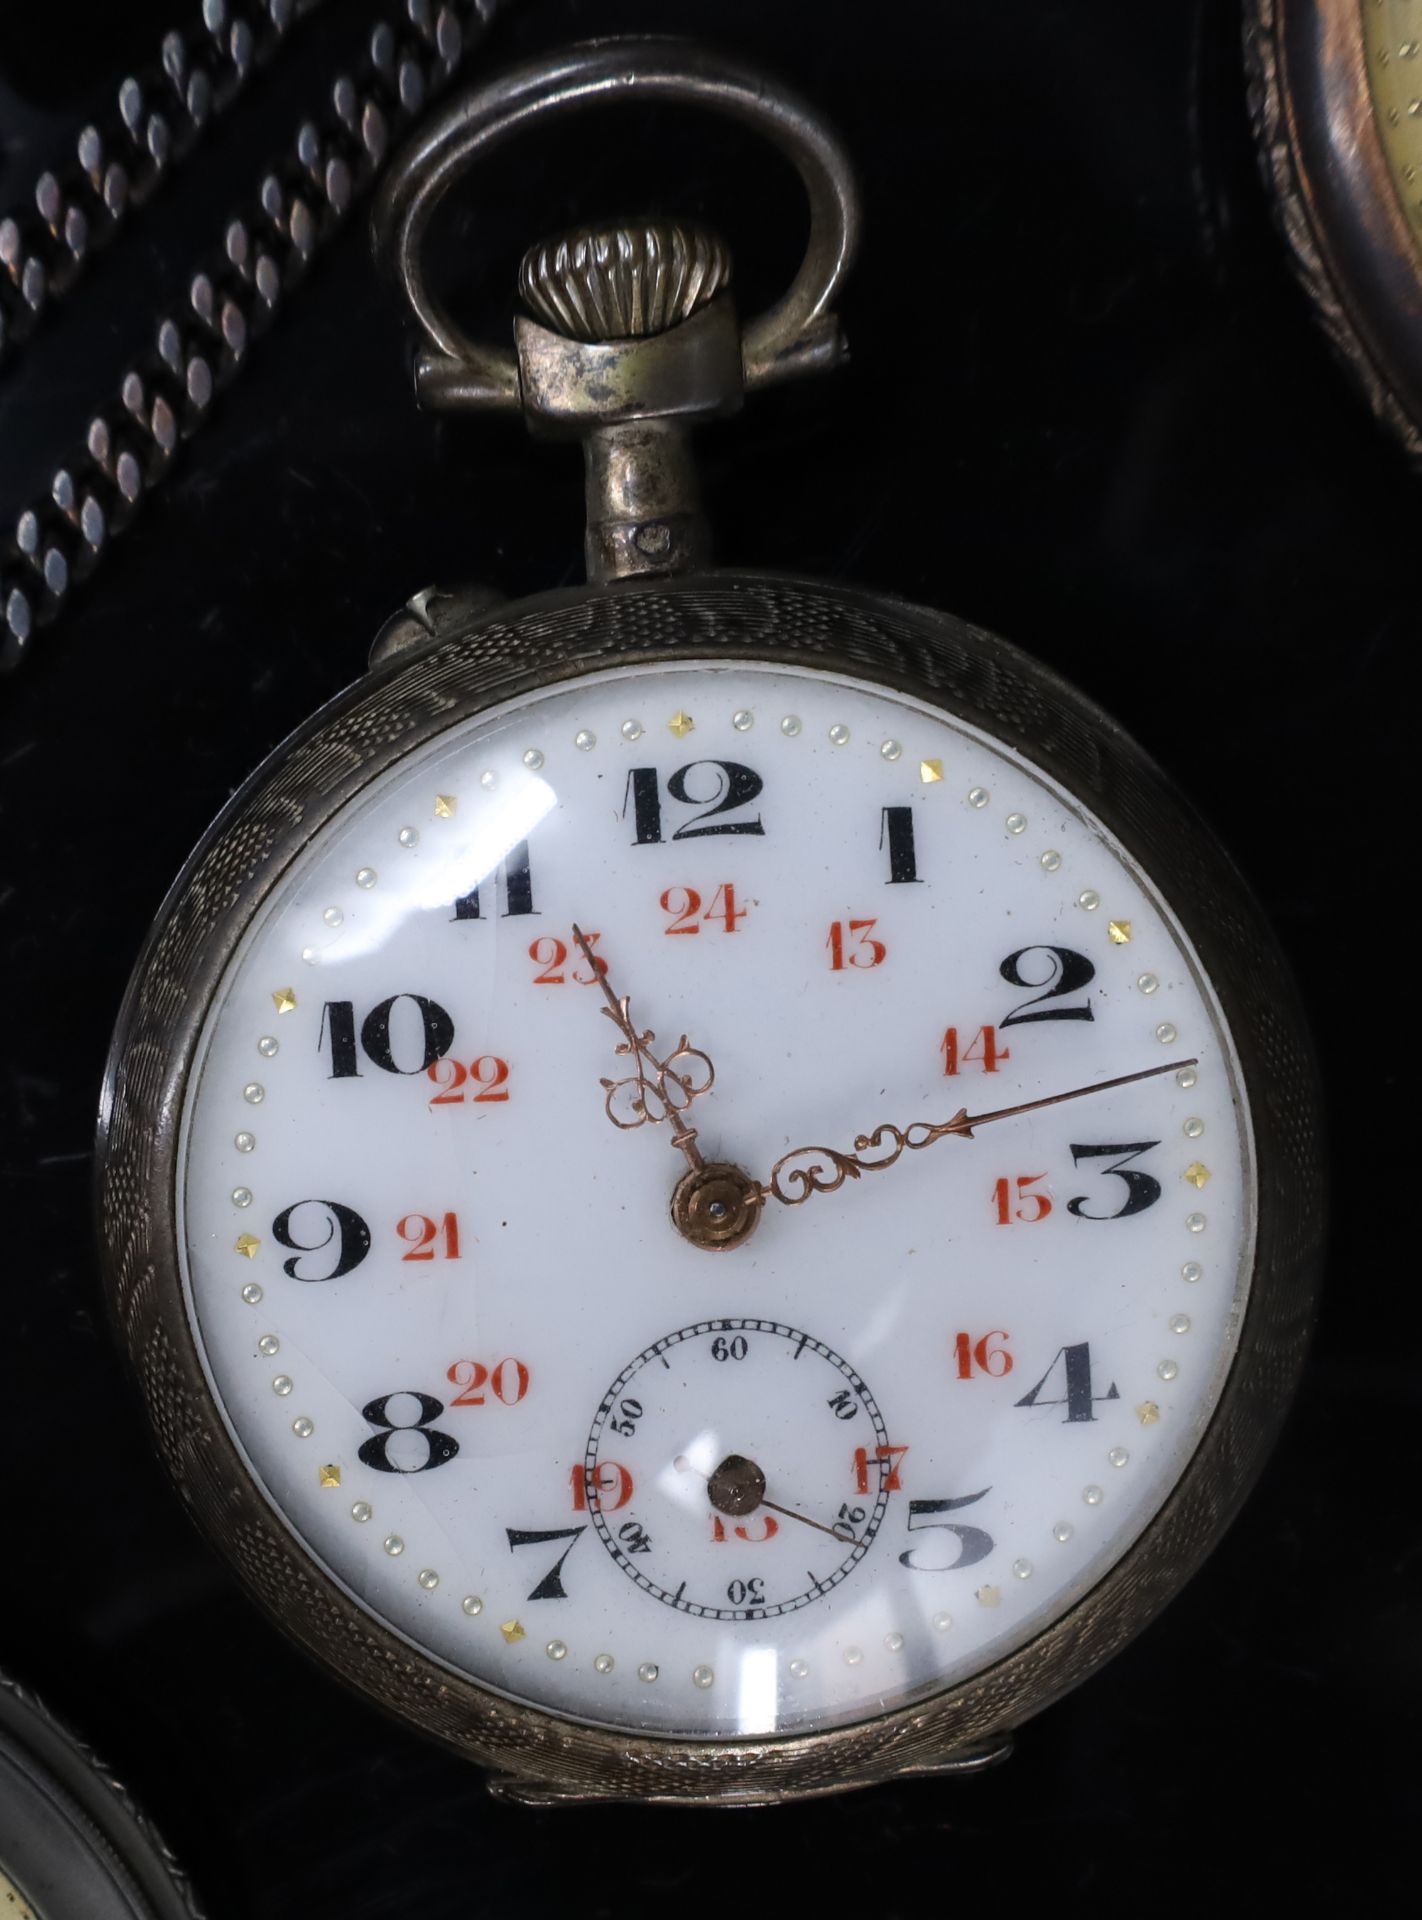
<box><xmin>853</xmin><ymin>1444</ymin><xmax>910</xmax><ymax>1494</ymax></box>
<box><xmin>710</xmin><ymin>1513</ymin><xmax>779</xmax><ymax>1543</ymax></box>
<box><xmin>528</xmin><ymin>932</ymin><xmax>608</xmax><ymax>985</ymax></box>
<box><xmin>941</xmin><ymin>1025</ymin><xmax>1009</xmax><ymax>1075</ymax></box>
<box><xmin>398</xmin><ymin>1211</ymin><xmax>461</xmax><ymax>1260</ymax></box>
<box><xmin>445</xmin><ymin>1357</ymin><xmax>530</xmax><ymax>1406</ymax></box>
<box><xmin>827</xmin><ymin>918</ymin><xmax>886</xmax><ymax>970</ymax></box>
<box><xmin>660</xmin><ymin>883</ymin><xmax>749</xmax><ymax>934</ymax></box>
<box><xmin>426</xmin><ymin>1056</ymin><xmax>510</xmax><ymax>1104</ymax></box>
<box><xmin>993</xmin><ymin>1174</ymin><xmax>1052</xmax><ymax>1225</ymax></box>
<box><xmin>953</xmin><ymin>1330</ymin><xmax>1014</xmax><ymax>1378</ymax></box>
<box><xmin>570</xmin><ymin>1462</ymin><xmax>634</xmax><ymax>1512</ymax></box>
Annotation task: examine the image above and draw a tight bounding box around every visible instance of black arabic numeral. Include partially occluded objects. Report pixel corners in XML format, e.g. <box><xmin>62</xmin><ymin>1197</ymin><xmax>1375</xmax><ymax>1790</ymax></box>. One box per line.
<box><xmin>898</xmin><ymin>1491</ymin><xmax>995</xmax><ymax>1571</ymax></box>
<box><xmin>453</xmin><ymin>840</ymin><xmax>537</xmax><ymax>920</ymax></box>
<box><xmin>880</xmin><ymin>806</ymin><xmax>921</xmax><ymax>884</ymax></box>
<box><xmin>1014</xmin><ymin>1342</ymin><xmax>1119</xmax><ymax>1423</ymax></box>
<box><xmin>727</xmin><ymin>1577</ymin><xmax>766</xmax><ymax>1607</ymax></box>
<box><xmin>617</xmin><ymin>1520</ymin><xmax>654</xmax><ymax>1555</ymax></box>
<box><xmin>318</xmin><ymin>1000</ymin><xmax>360</xmax><ymax>1078</ymax></box>
<box><xmin>360</xmin><ymin>993</ymin><xmax>455</xmax><ymax>1074</ymax></box>
<box><xmin>271</xmin><ymin>1199</ymin><xmax>371</xmax><ymax>1281</ymax></box>
<box><xmin>358</xmin><ymin>1391</ymin><xmax>459</xmax><ymax>1472</ymax></box>
<box><xmin>1067</xmin><ymin>1141</ymin><xmax>1162</xmax><ymax>1218</ymax></box>
<box><xmin>608</xmin><ymin>1395</ymin><xmax>643</xmax><ymax>1438</ymax></box>
<box><xmin>623</xmin><ymin>768</ymin><xmax>663</xmax><ymax>845</ymax></box>
<box><xmin>999</xmin><ymin>946</ymin><xmax>1096</xmax><ymax>1027</ymax></box>
<box><xmin>506</xmin><ymin>1525</ymin><xmax>587</xmax><ymax>1600</ymax></box>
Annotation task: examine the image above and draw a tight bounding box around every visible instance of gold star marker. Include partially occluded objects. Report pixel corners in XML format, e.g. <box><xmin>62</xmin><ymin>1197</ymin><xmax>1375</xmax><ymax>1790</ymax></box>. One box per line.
<box><xmin>668</xmin><ymin>710</ymin><xmax>694</xmax><ymax>739</ymax></box>
<box><xmin>1108</xmin><ymin>920</ymin><xmax>1133</xmax><ymax>945</ymax></box>
<box><xmin>272</xmin><ymin>986</ymin><xmax>297</xmax><ymax>1014</ymax></box>
<box><xmin>1136</xmin><ymin>1401</ymin><xmax>1161</xmax><ymax>1427</ymax></box>
<box><xmin>434</xmin><ymin>794</ymin><xmax>457</xmax><ymax>818</ymax></box>
<box><xmin>234</xmin><ymin>1233</ymin><xmax>260</xmax><ymax>1258</ymax></box>
<box><xmin>500</xmin><ymin>1619</ymin><xmax>526</xmax><ymax>1645</ymax></box>
<box><xmin>319</xmin><ymin>1464</ymin><xmax>341</xmax><ymax>1488</ymax></box>
<box><xmin>920</xmin><ymin>758</ymin><xmax>944</xmax><ymax>783</ymax></box>
<box><xmin>1184</xmin><ymin>1162</ymin><xmax>1211</xmax><ymax>1189</ymax></box>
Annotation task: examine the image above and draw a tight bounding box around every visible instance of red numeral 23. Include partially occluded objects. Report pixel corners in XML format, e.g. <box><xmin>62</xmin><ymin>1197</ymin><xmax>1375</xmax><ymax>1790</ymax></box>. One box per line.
<box><xmin>529</xmin><ymin>932</ymin><xmax>607</xmax><ymax>985</ymax></box>
<box><xmin>398</xmin><ymin>1212</ymin><xmax>461</xmax><ymax>1260</ymax></box>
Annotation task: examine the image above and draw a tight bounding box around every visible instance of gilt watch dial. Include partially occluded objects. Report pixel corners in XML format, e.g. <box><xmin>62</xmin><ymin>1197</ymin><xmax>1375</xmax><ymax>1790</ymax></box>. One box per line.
<box><xmin>177</xmin><ymin>659</ymin><xmax>1253</xmax><ymax>1738</ymax></box>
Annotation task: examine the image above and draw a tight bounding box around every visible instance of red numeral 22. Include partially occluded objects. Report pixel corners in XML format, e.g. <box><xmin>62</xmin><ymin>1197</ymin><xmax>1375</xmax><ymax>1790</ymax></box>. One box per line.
<box><xmin>427</xmin><ymin>1056</ymin><xmax>510</xmax><ymax>1104</ymax></box>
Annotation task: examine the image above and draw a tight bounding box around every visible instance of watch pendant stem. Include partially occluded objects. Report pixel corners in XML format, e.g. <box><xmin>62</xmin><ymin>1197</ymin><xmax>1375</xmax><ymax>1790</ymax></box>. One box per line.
<box><xmin>583</xmin><ymin>420</ymin><xmax>709</xmax><ymax>585</ymax></box>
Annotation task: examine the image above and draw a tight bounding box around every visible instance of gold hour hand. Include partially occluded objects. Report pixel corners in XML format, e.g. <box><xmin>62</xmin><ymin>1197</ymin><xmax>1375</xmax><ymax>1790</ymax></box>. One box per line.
<box><xmin>572</xmin><ymin>923</ymin><xmax>716</xmax><ymax>1174</ymax></box>
<box><xmin>759</xmin><ymin>1058</ymin><xmax>1199</xmax><ymax>1209</ymax></box>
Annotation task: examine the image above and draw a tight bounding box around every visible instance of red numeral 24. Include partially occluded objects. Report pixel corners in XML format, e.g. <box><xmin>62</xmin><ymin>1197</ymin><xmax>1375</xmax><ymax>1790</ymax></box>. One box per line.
<box><xmin>660</xmin><ymin>884</ymin><xmax>748</xmax><ymax>933</ymax></box>
<box><xmin>993</xmin><ymin>1175</ymin><xmax>1051</xmax><ymax>1224</ymax></box>
<box><xmin>398</xmin><ymin>1212</ymin><xmax>461</xmax><ymax>1260</ymax></box>
<box><xmin>853</xmin><ymin>1444</ymin><xmax>909</xmax><ymax>1493</ymax></box>
<box><xmin>942</xmin><ymin>1025</ymin><xmax>1009</xmax><ymax>1074</ymax></box>
<box><xmin>427</xmin><ymin>1056</ymin><xmax>510</xmax><ymax>1104</ymax></box>
<box><xmin>953</xmin><ymin>1331</ymin><xmax>1014</xmax><ymax>1378</ymax></box>
<box><xmin>446</xmin><ymin>1357</ymin><xmax>530</xmax><ymax>1405</ymax></box>
<box><xmin>827</xmin><ymin>919</ymin><xmax>886</xmax><ymax>970</ymax></box>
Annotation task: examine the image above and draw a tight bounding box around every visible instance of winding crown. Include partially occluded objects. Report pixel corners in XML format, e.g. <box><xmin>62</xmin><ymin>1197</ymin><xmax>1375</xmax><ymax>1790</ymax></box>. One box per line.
<box><xmin>518</xmin><ymin>220</ymin><xmax>732</xmax><ymax>342</ymax></box>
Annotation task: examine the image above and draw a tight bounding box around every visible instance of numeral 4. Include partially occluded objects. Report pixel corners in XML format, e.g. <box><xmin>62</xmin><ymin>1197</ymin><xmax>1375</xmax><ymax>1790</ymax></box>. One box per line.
<box><xmin>942</xmin><ymin>1025</ymin><xmax>1009</xmax><ymax>1074</ymax></box>
<box><xmin>993</xmin><ymin>1173</ymin><xmax>1051</xmax><ymax>1224</ymax></box>
<box><xmin>1014</xmin><ymin>1341</ymin><xmax>1118</xmax><ymax>1423</ymax></box>
<box><xmin>827</xmin><ymin>918</ymin><xmax>886</xmax><ymax>970</ymax></box>
<box><xmin>660</xmin><ymin>883</ymin><xmax>748</xmax><ymax>934</ymax></box>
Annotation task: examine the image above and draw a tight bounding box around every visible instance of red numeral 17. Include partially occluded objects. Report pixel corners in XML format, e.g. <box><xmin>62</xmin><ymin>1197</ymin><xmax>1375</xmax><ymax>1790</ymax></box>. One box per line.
<box><xmin>853</xmin><ymin>1444</ymin><xmax>909</xmax><ymax>1494</ymax></box>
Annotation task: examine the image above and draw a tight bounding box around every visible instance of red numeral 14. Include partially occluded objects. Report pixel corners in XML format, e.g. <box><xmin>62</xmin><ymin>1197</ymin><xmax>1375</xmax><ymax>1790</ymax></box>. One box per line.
<box><xmin>942</xmin><ymin>1025</ymin><xmax>1009</xmax><ymax>1074</ymax></box>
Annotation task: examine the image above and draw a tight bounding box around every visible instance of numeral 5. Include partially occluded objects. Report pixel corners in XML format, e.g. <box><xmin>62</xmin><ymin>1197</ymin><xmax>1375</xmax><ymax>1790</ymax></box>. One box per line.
<box><xmin>898</xmin><ymin>1491</ymin><xmax>994</xmax><ymax>1571</ymax></box>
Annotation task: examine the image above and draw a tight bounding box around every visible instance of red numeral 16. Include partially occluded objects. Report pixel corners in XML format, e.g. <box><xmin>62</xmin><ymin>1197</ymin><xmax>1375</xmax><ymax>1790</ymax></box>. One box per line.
<box><xmin>953</xmin><ymin>1331</ymin><xmax>1014</xmax><ymax>1378</ymax></box>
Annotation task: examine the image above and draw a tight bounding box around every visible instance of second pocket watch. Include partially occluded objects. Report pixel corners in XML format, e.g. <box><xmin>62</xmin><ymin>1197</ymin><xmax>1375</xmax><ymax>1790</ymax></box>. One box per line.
<box><xmin>97</xmin><ymin>38</ymin><xmax>1322</xmax><ymax>1805</ymax></box>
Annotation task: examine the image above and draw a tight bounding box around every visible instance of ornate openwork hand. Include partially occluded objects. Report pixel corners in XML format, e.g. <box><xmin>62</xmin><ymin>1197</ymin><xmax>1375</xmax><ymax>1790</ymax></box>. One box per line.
<box><xmin>573</xmin><ymin>924</ymin><xmax>715</xmax><ymax>1175</ymax></box>
<box><xmin>759</xmin><ymin>1058</ymin><xmax>1198</xmax><ymax>1209</ymax></box>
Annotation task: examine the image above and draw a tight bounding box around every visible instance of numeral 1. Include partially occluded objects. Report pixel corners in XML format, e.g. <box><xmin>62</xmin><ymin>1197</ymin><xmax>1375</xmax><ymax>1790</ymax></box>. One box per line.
<box><xmin>880</xmin><ymin>806</ymin><xmax>921</xmax><ymax>884</ymax></box>
<box><xmin>453</xmin><ymin>841</ymin><xmax>536</xmax><ymax>919</ymax></box>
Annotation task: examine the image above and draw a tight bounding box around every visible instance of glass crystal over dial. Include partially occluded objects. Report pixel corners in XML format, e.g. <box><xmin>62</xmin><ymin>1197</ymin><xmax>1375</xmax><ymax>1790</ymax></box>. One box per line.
<box><xmin>177</xmin><ymin>658</ymin><xmax>1252</xmax><ymax>1740</ymax></box>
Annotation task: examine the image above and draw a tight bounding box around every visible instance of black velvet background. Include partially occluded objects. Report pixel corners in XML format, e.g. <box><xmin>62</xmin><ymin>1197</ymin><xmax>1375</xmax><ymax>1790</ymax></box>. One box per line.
<box><xmin>0</xmin><ymin>1</ymin><xmax>1413</xmax><ymax>1912</ymax></box>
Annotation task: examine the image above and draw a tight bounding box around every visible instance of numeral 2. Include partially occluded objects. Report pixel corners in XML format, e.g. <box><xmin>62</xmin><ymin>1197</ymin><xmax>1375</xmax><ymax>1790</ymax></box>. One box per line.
<box><xmin>999</xmin><ymin>947</ymin><xmax>1096</xmax><ymax>1026</ymax></box>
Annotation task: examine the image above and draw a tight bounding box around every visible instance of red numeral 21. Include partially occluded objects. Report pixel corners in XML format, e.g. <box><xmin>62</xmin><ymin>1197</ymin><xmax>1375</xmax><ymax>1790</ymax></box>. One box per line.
<box><xmin>398</xmin><ymin>1212</ymin><xmax>461</xmax><ymax>1260</ymax></box>
<box><xmin>529</xmin><ymin>931</ymin><xmax>607</xmax><ymax>984</ymax></box>
<box><xmin>827</xmin><ymin>918</ymin><xmax>886</xmax><ymax>970</ymax></box>
<box><xmin>953</xmin><ymin>1330</ymin><xmax>1014</xmax><ymax>1378</ymax></box>
<box><xmin>660</xmin><ymin>884</ymin><xmax>748</xmax><ymax>933</ymax></box>
<box><xmin>446</xmin><ymin>1357</ymin><xmax>530</xmax><ymax>1405</ymax></box>
<box><xmin>942</xmin><ymin>1025</ymin><xmax>1009</xmax><ymax>1074</ymax></box>
<box><xmin>993</xmin><ymin>1174</ymin><xmax>1052</xmax><ymax>1224</ymax></box>
<box><xmin>853</xmin><ymin>1444</ymin><xmax>909</xmax><ymax>1493</ymax></box>
<box><xmin>426</xmin><ymin>1056</ymin><xmax>510</xmax><ymax>1104</ymax></box>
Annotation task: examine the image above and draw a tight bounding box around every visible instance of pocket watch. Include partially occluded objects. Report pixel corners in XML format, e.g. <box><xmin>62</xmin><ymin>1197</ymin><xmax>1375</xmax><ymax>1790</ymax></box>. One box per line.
<box><xmin>1247</xmin><ymin>0</ymin><xmax>1422</xmax><ymax>456</ymax></box>
<box><xmin>97</xmin><ymin>38</ymin><xmax>1323</xmax><ymax>1806</ymax></box>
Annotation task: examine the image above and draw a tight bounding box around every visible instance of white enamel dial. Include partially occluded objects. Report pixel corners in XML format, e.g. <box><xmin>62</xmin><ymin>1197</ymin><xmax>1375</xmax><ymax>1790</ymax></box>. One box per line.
<box><xmin>178</xmin><ymin>659</ymin><xmax>1253</xmax><ymax>1739</ymax></box>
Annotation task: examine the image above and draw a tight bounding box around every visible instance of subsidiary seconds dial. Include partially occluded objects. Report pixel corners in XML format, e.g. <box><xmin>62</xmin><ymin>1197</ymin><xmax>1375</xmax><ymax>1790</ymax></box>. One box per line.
<box><xmin>585</xmin><ymin>1320</ymin><xmax>890</xmax><ymax>1621</ymax></box>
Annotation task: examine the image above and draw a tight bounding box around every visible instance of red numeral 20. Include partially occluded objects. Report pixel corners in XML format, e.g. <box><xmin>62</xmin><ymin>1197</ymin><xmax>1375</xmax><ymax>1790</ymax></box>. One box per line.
<box><xmin>827</xmin><ymin>918</ymin><xmax>886</xmax><ymax>970</ymax></box>
<box><xmin>993</xmin><ymin>1175</ymin><xmax>1051</xmax><ymax>1225</ymax></box>
<box><xmin>529</xmin><ymin>931</ymin><xmax>607</xmax><ymax>985</ymax></box>
<box><xmin>953</xmin><ymin>1330</ymin><xmax>1014</xmax><ymax>1378</ymax></box>
<box><xmin>398</xmin><ymin>1212</ymin><xmax>461</xmax><ymax>1260</ymax></box>
<box><xmin>427</xmin><ymin>1056</ymin><xmax>510</xmax><ymax>1104</ymax></box>
<box><xmin>942</xmin><ymin>1025</ymin><xmax>1009</xmax><ymax>1074</ymax></box>
<box><xmin>445</xmin><ymin>1357</ymin><xmax>530</xmax><ymax>1405</ymax></box>
<box><xmin>660</xmin><ymin>884</ymin><xmax>748</xmax><ymax>934</ymax></box>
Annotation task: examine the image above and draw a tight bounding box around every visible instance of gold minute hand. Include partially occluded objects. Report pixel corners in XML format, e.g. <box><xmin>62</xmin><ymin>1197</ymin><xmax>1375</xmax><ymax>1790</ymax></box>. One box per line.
<box><xmin>757</xmin><ymin>1058</ymin><xmax>1199</xmax><ymax>1209</ymax></box>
